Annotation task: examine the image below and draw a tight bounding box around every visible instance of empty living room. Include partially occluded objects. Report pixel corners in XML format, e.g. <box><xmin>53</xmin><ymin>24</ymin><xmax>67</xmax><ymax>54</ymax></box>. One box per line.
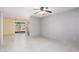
<box><xmin>0</xmin><ymin>7</ymin><xmax>79</xmax><ymax>52</ymax></box>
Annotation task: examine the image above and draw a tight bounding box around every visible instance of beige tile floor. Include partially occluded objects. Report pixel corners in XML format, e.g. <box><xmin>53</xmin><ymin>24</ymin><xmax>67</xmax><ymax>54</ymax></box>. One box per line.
<box><xmin>0</xmin><ymin>34</ymin><xmax>79</xmax><ymax>52</ymax></box>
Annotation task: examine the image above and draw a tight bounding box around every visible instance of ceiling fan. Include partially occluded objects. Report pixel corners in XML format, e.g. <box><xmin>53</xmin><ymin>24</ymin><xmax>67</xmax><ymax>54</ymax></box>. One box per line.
<box><xmin>34</xmin><ymin>7</ymin><xmax>52</xmax><ymax>15</ymax></box>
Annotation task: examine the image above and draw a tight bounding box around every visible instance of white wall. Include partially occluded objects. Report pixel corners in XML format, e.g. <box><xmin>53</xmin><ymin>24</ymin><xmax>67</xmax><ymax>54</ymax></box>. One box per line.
<box><xmin>0</xmin><ymin>12</ymin><xmax>3</xmax><ymax>45</ymax></box>
<box><xmin>41</xmin><ymin>8</ymin><xmax>79</xmax><ymax>44</ymax></box>
<box><xmin>0</xmin><ymin>12</ymin><xmax>1</xmax><ymax>43</ymax></box>
<box><xmin>29</xmin><ymin>17</ymin><xmax>41</xmax><ymax>37</ymax></box>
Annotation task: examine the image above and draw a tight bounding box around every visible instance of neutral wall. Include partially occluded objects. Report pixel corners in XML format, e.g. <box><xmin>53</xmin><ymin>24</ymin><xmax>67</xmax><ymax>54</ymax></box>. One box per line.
<box><xmin>0</xmin><ymin>12</ymin><xmax>1</xmax><ymax>44</ymax></box>
<box><xmin>0</xmin><ymin>12</ymin><xmax>3</xmax><ymax>45</ymax></box>
<box><xmin>29</xmin><ymin>17</ymin><xmax>41</xmax><ymax>37</ymax></box>
<box><xmin>41</xmin><ymin>8</ymin><xmax>79</xmax><ymax>45</ymax></box>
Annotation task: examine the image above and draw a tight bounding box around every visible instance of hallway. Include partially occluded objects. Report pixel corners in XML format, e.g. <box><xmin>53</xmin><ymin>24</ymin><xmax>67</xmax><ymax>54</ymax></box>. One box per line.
<box><xmin>0</xmin><ymin>34</ymin><xmax>79</xmax><ymax>52</ymax></box>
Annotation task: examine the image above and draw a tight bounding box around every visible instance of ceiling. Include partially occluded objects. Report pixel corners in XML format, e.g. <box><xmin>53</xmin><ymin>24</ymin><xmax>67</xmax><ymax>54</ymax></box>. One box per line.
<box><xmin>0</xmin><ymin>7</ymin><xmax>77</xmax><ymax>19</ymax></box>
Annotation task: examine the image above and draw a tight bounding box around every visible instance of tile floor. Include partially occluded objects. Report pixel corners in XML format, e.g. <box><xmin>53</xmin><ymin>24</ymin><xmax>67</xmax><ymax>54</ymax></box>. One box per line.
<box><xmin>0</xmin><ymin>34</ymin><xmax>79</xmax><ymax>52</ymax></box>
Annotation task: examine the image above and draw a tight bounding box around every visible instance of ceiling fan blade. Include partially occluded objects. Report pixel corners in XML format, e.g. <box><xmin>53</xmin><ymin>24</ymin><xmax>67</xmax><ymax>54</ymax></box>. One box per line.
<box><xmin>34</xmin><ymin>11</ymin><xmax>40</xmax><ymax>14</ymax></box>
<box><xmin>46</xmin><ymin>10</ymin><xmax>52</xmax><ymax>13</ymax></box>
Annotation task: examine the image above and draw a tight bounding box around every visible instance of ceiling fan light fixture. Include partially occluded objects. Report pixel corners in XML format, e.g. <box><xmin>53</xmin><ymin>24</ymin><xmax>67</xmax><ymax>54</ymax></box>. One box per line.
<box><xmin>34</xmin><ymin>7</ymin><xmax>52</xmax><ymax>15</ymax></box>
